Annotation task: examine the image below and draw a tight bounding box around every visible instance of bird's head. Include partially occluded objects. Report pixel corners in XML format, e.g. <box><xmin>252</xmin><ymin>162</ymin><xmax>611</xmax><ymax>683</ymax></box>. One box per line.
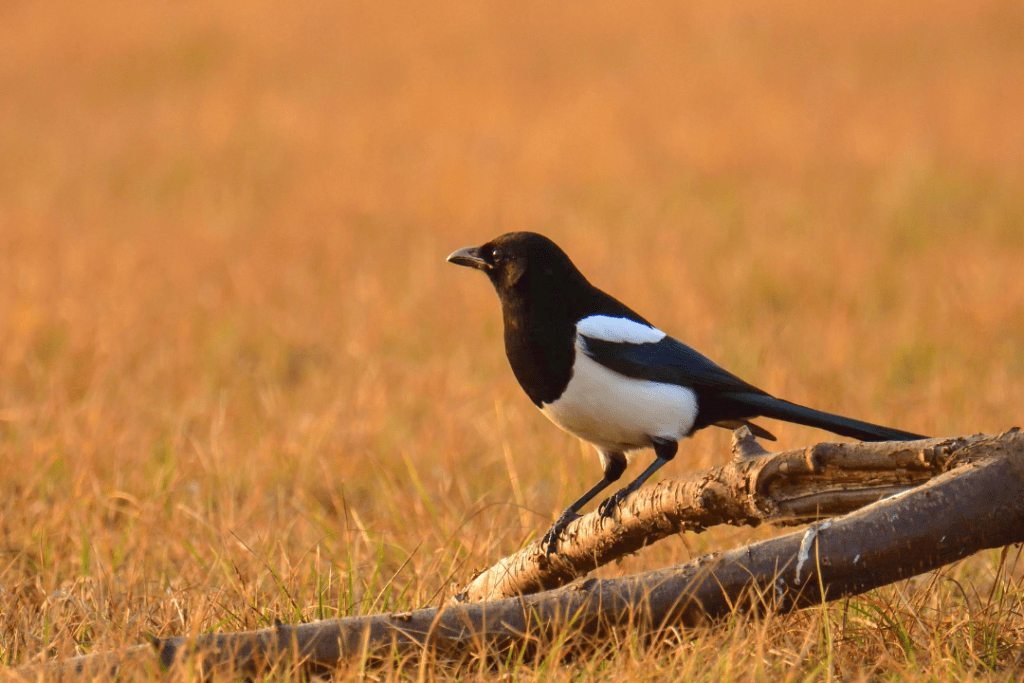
<box><xmin>446</xmin><ymin>232</ymin><xmax>583</xmax><ymax>297</ymax></box>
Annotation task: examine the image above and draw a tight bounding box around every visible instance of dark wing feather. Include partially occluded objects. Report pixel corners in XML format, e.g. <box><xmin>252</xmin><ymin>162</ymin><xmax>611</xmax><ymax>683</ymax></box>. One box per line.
<box><xmin>578</xmin><ymin>334</ymin><xmax>926</xmax><ymax>442</ymax></box>
<box><xmin>578</xmin><ymin>334</ymin><xmax>775</xmax><ymax>433</ymax></box>
<box><xmin>579</xmin><ymin>335</ymin><xmax>766</xmax><ymax>395</ymax></box>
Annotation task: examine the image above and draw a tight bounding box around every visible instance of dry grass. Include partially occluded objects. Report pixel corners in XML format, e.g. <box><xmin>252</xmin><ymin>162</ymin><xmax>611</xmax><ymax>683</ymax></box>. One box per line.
<box><xmin>2</xmin><ymin>0</ymin><xmax>1024</xmax><ymax>679</ymax></box>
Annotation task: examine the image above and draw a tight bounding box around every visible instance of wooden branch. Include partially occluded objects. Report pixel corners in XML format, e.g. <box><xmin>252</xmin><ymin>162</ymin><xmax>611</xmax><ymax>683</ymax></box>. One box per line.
<box><xmin>456</xmin><ymin>431</ymin><xmax>1000</xmax><ymax>602</ymax></box>
<box><xmin>18</xmin><ymin>431</ymin><xmax>1024</xmax><ymax>681</ymax></box>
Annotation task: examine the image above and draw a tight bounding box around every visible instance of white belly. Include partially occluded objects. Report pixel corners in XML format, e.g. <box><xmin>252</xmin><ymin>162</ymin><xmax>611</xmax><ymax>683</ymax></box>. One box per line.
<box><xmin>540</xmin><ymin>343</ymin><xmax>698</xmax><ymax>454</ymax></box>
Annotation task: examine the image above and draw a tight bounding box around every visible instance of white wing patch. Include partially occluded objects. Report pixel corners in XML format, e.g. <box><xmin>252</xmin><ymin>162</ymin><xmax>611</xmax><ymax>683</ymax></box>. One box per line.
<box><xmin>576</xmin><ymin>315</ymin><xmax>666</xmax><ymax>345</ymax></box>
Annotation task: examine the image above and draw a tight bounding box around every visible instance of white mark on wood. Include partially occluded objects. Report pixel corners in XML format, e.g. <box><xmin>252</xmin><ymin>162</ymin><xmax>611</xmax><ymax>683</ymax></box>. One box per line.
<box><xmin>775</xmin><ymin>577</ymin><xmax>787</xmax><ymax>605</ymax></box>
<box><xmin>853</xmin><ymin>554</ymin><xmax>860</xmax><ymax>564</ymax></box>
<box><xmin>794</xmin><ymin>520</ymin><xmax>832</xmax><ymax>585</ymax></box>
<box><xmin>884</xmin><ymin>488</ymin><xmax>913</xmax><ymax>502</ymax></box>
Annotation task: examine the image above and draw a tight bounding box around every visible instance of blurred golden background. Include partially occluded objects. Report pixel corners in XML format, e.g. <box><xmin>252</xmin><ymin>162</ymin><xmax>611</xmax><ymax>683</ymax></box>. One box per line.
<box><xmin>1</xmin><ymin>0</ymin><xmax>1023</xmax><ymax>674</ymax></box>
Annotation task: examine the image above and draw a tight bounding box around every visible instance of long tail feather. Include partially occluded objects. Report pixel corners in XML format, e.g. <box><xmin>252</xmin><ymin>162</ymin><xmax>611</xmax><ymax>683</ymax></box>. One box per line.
<box><xmin>736</xmin><ymin>393</ymin><xmax>925</xmax><ymax>442</ymax></box>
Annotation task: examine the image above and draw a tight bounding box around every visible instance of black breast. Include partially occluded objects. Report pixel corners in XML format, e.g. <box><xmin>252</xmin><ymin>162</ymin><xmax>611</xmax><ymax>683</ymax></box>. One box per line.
<box><xmin>502</xmin><ymin>299</ymin><xmax>577</xmax><ymax>407</ymax></box>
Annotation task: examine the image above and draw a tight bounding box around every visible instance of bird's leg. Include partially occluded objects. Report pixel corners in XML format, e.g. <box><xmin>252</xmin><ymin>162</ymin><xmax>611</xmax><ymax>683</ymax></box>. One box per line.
<box><xmin>541</xmin><ymin>451</ymin><xmax>625</xmax><ymax>556</ymax></box>
<box><xmin>597</xmin><ymin>437</ymin><xmax>678</xmax><ymax>518</ymax></box>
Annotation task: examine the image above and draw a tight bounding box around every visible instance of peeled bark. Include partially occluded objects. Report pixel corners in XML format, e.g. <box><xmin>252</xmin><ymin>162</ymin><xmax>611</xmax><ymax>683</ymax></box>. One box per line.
<box><xmin>17</xmin><ymin>431</ymin><xmax>1024</xmax><ymax>681</ymax></box>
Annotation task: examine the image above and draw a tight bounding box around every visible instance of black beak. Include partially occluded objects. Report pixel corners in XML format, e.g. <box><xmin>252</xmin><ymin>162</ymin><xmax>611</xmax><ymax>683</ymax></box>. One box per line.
<box><xmin>446</xmin><ymin>246</ymin><xmax>490</xmax><ymax>271</ymax></box>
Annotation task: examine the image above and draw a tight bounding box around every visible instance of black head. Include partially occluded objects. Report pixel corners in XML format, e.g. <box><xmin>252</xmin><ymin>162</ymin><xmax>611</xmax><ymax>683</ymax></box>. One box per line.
<box><xmin>448</xmin><ymin>232</ymin><xmax>643</xmax><ymax>406</ymax></box>
<box><xmin>446</xmin><ymin>232</ymin><xmax>586</xmax><ymax>298</ymax></box>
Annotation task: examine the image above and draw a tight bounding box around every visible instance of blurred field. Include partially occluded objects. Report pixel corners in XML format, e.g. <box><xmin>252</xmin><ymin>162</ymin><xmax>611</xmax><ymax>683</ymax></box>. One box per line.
<box><xmin>2</xmin><ymin>0</ymin><xmax>1024</xmax><ymax>679</ymax></box>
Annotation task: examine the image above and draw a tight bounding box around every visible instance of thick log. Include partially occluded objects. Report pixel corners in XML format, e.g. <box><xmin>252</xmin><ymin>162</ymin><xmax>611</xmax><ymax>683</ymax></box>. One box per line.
<box><xmin>19</xmin><ymin>431</ymin><xmax>1024</xmax><ymax>681</ymax></box>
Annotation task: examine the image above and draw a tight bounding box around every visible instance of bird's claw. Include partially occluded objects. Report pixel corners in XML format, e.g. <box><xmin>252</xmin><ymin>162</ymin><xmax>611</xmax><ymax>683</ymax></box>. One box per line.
<box><xmin>597</xmin><ymin>491</ymin><xmax>627</xmax><ymax>519</ymax></box>
<box><xmin>540</xmin><ymin>512</ymin><xmax>581</xmax><ymax>557</ymax></box>
<box><xmin>540</xmin><ymin>530</ymin><xmax>560</xmax><ymax>558</ymax></box>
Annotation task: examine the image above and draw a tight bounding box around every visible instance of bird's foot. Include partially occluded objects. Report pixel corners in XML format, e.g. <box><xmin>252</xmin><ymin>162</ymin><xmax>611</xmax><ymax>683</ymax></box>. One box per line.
<box><xmin>597</xmin><ymin>488</ymin><xmax>631</xmax><ymax>519</ymax></box>
<box><xmin>540</xmin><ymin>511</ymin><xmax>580</xmax><ymax>557</ymax></box>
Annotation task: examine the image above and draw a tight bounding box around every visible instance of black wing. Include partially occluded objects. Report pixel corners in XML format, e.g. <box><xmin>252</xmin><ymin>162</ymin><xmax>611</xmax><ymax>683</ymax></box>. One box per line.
<box><xmin>578</xmin><ymin>334</ymin><xmax>925</xmax><ymax>442</ymax></box>
<box><xmin>578</xmin><ymin>333</ymin><xmax>774</xmax><ymax>433</ymax></box>
<box><xmin>578</xmin><ymin>334</ymin><xmax>766</xmax><ymax>395</ymax></box>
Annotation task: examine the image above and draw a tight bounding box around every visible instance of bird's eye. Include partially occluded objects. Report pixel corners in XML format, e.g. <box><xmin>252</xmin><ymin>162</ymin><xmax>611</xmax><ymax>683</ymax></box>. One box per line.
<box><xmin>491</xmin><ymin>248</ymin><xmax>505</xmax><ymax>263</ymax></box>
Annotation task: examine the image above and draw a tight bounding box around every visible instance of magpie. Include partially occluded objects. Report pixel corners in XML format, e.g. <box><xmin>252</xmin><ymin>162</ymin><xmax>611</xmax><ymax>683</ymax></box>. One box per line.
<box><xmin>447</xmin><ymin>232</ymin><xmax>925</xmax><ymax>555</ymax></box>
